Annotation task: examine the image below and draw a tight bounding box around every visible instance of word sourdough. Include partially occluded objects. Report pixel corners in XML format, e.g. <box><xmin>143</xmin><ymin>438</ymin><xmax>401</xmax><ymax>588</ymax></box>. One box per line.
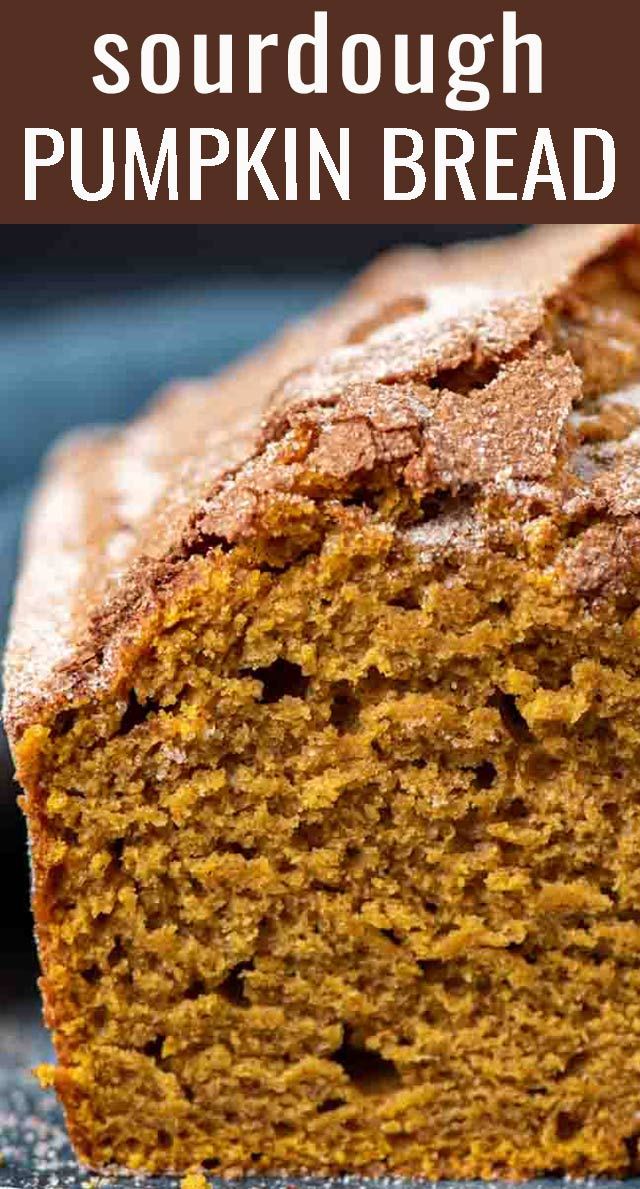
<box><xmin>91</xmin><ymin>12</ymin><xmax>541</xmax><ymax>111</ymax></box>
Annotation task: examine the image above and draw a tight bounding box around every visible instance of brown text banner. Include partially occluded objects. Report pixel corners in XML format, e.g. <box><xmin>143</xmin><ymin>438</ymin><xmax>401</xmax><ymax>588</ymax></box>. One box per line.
<box><xmin>3</xmin><ymin>0</ymin><xmax>637</xmax><ymax>222</ymax></box>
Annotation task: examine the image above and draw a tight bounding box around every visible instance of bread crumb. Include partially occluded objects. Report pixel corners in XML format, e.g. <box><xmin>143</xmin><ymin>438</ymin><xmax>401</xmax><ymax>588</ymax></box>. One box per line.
<box><xmin>181</xmin><ymin>1173</ymin><xmax>209</xmax><ymax>1189</ymax></box>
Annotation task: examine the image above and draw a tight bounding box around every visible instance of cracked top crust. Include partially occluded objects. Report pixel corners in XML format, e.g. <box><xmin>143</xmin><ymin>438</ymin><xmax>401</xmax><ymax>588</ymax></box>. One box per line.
<box><xmin>4</xmin><ymin>223</ymin><xmax>640</xmax><ymax>740</ymax></box>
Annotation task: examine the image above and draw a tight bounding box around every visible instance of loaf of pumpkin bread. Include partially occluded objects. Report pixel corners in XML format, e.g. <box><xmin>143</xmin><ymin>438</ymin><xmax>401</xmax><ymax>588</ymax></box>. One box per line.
<box><xmin>6</xmin><ymin>224</ymin><xmax>640</xmax><ymax>1178</ymax></box>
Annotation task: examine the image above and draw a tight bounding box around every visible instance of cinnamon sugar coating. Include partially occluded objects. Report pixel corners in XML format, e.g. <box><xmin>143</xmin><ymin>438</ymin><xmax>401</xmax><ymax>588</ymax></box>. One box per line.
<box><xmin>6</xmin><ymin>225</ymin><xmax>640</xmax><ymax>1178</ymax></box>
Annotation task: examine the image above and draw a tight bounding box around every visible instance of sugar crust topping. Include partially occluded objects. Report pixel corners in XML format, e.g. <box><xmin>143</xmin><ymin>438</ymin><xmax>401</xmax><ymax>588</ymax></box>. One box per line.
<box><xmin>3</xmin><ymin>224</ymin><xmax>639</xmax><ymax>738</ymax></box>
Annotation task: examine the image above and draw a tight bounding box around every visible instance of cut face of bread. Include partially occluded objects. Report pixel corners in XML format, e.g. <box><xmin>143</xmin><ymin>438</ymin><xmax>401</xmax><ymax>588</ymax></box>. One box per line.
<box><xmin>7</xmin><ymin>225</ymin><xmax>640</xmax><ymax>1178</ymax></box>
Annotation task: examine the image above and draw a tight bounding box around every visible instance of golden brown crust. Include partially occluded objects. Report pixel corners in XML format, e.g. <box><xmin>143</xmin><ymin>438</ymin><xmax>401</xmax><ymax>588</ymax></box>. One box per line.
<box><xmin>3</xmin><ymin>224</ymin><xmax>639</xmax><ymax>741</ymax></box>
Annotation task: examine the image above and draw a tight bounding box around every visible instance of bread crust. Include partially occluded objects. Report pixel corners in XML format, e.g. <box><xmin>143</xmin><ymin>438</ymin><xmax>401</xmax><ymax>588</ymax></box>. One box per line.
<box><xmin>2</xmin><ymin>223</ymin><xmax>632</xmax><ymax>741</ymax></box>
<box><xmin>2</xmin><ymin>224</ymin><xmax>637</xmax><ymax>740</ymax></box>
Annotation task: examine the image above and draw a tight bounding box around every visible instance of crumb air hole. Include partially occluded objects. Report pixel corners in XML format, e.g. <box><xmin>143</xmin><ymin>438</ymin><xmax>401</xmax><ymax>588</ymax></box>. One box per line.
<box><xmin>388</xmin><ymin>588</ymin><xmax>422</xmax><ymax>610</ymax></box>
<box><xmin>107</xmin><ymin>937</ymin><xmax>125</xmax><ymax>969</ymax></box>
<box><xmin>317</xmin><ymin>1097</ymin><xmax>347</xmax><ymax>1114</ymax></box>
<box><xmin>556</xmin><ymin>1111</ymin><xmax>583</xmax><ymax>1141</ymax></box>
<box><xmin>491</xmin><ymin>690</ymin><xmax>533</xmax><ymax>743</ymax></box>
<box><xmin>143</xmin><ymin>1035</ymin><xmax>165</xmax><ymax>1059</ymax></box>
<box><xmin>343</xmin><ymin>488</ymin><xmax>380</xmax><ymax>511</ymax></box>
<box><xmin>474</xmin><ymin>761</ymin><xmax>497</xmax><ymax>789</ymax></box>
<box><xmin>81</xmin><ymin>964</ymin><xmax>101</xmax><ymax>985</ymax></box>
<box><xmin>117</xmin><ymin>691</ymin><xmax>160</xmax><ymax>736</ymax></box>
<box><xmin>185</xmin><ymin>978</ymin><xmax>206</xmax><ymax>1000</ymax></box>
<box><xmin>330</xmin><ymin>685</ymin><xmax>361</xmax><ymax>733</ymax></box>
<box><xmin>504</xmin><ymin>796</ymin><xmax>529</xmax><ymax>821</ymax></box>
<box><xmin>250</xmin><ymin>658</ymin><xmax>309</xmax><ymax>703</ymax></box>
<box><xmin>380</xmin><ymin>927</ymin><xmax>402</xmax><ymax>947</ymax></box>
<box><xmin>52</xmin><ymin>708</ymin><xmax>76</xmax><ymax>737</ymax></box>
<box><xmin>218</xmin><ymin>961</ymin><xmax>254</xmax><ymax>1007</ymax></box>
<box><xmin>332</xmin><ymin>1027</ymin><xmax>400</xmax><ymax>1095</ymax></box>
<box><xmin>109</xmin><ymin>837</ymin><xmax>125</xmax><ymax>867</ymax></box>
